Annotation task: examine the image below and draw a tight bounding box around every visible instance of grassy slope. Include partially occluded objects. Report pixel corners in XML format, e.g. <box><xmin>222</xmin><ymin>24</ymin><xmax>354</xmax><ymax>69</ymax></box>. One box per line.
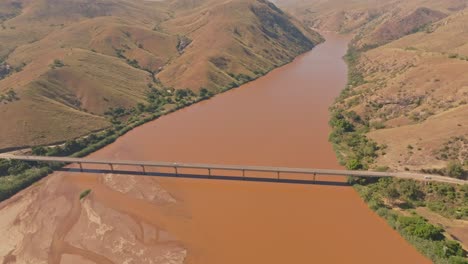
<box><xmin>158</xmin><ymin>0</ymin><xmax>322</xmax><ymax>90</ymax></box>
<box><xmin>277</xmin><ymin>0</ymin><xmax>466</xmax><ymax>47</ymax></box>
<box><xmin>0</xmin><ymin>0</ymin><xmax>322</xmax><ymax>150</ymax></box>
<box><xmin>278</xmin><ymin>0</ymin><xmax>468</xmax><ymax>260</ymax></box>
<box><xmin>336</xmin><ymin>11</ymin><xmax>468</xmax><ymax>172</ymax></box>
<box><xmin>279</xmin><ymin>0</ymin><xmax>467</xmax><ymax>173</ymax></box>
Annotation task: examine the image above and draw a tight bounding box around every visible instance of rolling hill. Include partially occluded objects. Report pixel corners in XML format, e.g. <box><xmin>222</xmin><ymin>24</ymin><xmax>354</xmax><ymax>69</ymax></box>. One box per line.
<box><xmin>277</xmin><ymin>0</ymin><xmax>467</xmax><ymax>173</ymax></box>
<box><xmin>0</xmin><ymin>0</ymin><xmax>322</xmax><ymax>151</ymax></box>
<box><xmin>354</xmin><ymin>11</ymin><xmax>468</xmax><ymax>172</ymax></box>
<box><xmin>277</xmin><ymin>0</ymin><xmax>467</xmax><ymax>48</ymax></box>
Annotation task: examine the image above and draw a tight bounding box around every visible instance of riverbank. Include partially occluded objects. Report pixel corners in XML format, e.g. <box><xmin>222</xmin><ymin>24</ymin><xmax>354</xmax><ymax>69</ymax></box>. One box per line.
<box><xmin>0</xmin><ymin>33</ymin><xmax>431</xmax><ymax>263</ymax></box>
<box><xmin>353</xmin><ymin>178</ymin><xmax>467</xmax><ymax>263</ymax></box>
<box><xmin>0</xmin><ymin>36</ymin><xmax>324</xmax><ymax>203</ymax></box>
<box><xmin>331</xmin><ymin>45</ymin><xmax>468</xmax><ymax>263</ymax></box>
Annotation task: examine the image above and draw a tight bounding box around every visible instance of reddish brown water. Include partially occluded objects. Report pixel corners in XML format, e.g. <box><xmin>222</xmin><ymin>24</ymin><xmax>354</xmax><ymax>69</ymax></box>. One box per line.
<box><xmin>64</xmin><ymin>33</ymin><xmax>429</xmax><ymax>263</ymax></box>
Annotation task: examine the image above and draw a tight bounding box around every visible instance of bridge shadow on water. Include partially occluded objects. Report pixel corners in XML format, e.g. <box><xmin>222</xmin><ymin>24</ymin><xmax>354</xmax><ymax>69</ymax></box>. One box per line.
<box><xmin>57</xmin><ymin>168</ymin><xmax>351</xmax><ymax>187</ymax></box>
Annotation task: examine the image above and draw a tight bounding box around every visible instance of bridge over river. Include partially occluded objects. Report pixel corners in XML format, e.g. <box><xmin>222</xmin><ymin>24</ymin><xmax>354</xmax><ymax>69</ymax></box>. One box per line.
<box><xmin>0</xmin><ymin>154</ymin><xmax>465</xmax><ymax>185</ymax></box>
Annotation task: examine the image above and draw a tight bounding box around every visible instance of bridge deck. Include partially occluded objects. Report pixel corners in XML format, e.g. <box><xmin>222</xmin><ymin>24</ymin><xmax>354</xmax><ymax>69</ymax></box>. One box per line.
<box><xmin>0</xmin><ymin>154</ymin><xmax>465</xmax><ymax>185</ymax></box>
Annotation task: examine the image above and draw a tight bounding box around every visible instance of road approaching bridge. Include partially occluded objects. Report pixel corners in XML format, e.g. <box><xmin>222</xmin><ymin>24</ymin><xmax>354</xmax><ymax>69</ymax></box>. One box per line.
<box><xmin>0</xmin><ymin>154</ymin><xmax>466</xmax><ymax>185</ymax></box>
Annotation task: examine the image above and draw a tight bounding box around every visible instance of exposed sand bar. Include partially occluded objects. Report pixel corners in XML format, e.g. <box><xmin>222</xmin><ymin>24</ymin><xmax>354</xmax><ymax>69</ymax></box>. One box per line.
<box><xmin>0</xmin><ymin>33</ymin><xmax>429</xmax><ymax>263</ymax></box>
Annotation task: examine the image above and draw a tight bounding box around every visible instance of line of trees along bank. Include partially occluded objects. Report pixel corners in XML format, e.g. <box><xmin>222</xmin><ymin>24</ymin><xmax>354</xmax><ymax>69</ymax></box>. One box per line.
<box><xmin>329</xmin><ymin>48</ymin><xmax>467</xmax><ymax>179</ymax></box>
<box><xmin>0</xmin><ymin>85</ymin><xmax>215</xmax><ymax>202</ymax></box>
<box><xmin>333</xmin><ymin>48</ymin><xmax>467</xmax><ymax>263</ymax></box>
<box><xmin>0</xmin><ymin>51</ymin><xmax>286</xmax><ymax>203</ymax></box>
<box><xmin>353</xmin><ymin>177</ymin><xmax>467</xmax><ymax>263</ymax></box>
<box><xmin>0</xmin><ymin>62</ymin><xmax>282</xmax><ymax>202</ymax></box>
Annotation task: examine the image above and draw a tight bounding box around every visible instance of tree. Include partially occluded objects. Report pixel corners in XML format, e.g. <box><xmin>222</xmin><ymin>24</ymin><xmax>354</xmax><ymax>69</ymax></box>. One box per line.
<box><xmin>7</xmin><ymin>160</ymin><xmax>31</xmax><ymax>175</ymax></box>
<box><xmin>32</xmin><ymin>146</ymin><xmax>47</xmax><ymax>156</ymax></box>
<box><xmin>346</xmin><ymin>158</ymin><xmax>363</xmax><ymax>170</ymax></box>
<box><xmin>136</xmin><ymin>102</ymin><xmax>146</xmax><ymax>113</ymax></box>
<box><xmin>446</xmin><ymin>161</ymin><xmax>466</xmax><ymax>179</ymax></box>
<box><xmin>442</xmin><ymin>240</ymin><xmax>464</xmax><ymax>258</ymax></box>
<box><xmin>63</xmin><ymin>140</ymin><xmax>82</xmax><ymax>155</ymax></box>
<box><xmin>398</xmin><ymin>180</ymin><xmax>424</xmax><ymax>201</ymax></box>
<box><xmin>0</xmin><ymin>159</ymin><xmax>10</xmax><ymax>176</ymax></box>
<box><xmin>330</xmin><ymin>112</ymin><xmax>355</xmax><ymax>133</ymax></box>
<box><xmin>398</xmin><ymin>216</ymin><xmax>444</xmax><ymax>241</ymax></box>
<box><xmin>199</xmin><ymin>87</ymin><xmax>211</xmax><ymax>98</ymax></box>
<box><xmin>385</xmin><ymin>186</ymin><xmax>400</xmax><ymax>202</ymax></box>
<box><xmin>6</xmin><ymin>89</ymin><xmax>18</xmax><ymax>101</ymax></box>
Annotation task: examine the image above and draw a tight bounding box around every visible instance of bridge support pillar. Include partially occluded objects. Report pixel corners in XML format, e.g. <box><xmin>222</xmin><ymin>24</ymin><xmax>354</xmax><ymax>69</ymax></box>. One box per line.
<box><xmin>208</xmin><ymin>168</ymin><xmax>211</xmax><ymax>176</ymax></box>
<box><xmin>141</xmin><ymin>165</ymin><xmax>146</xmax><ymax>175</ymax></box>
<box><xmin>79</xmin><ymin>163</ymin><xmax>83</xmax><ymax>172</ymax></box>
<box><xmin>109</xmin><ymin>164</ymin><xmax>114</xmax><ymax>171</ymax></box>
<box><xmin>174</xmin><ymin>167</ymin><xmax>178</xmax><ymax>176</ymax></box>
<box><xmin>277</xmin><ymin>171</ymin><xmax>280</xmax><ymax>180</ymax></box>
<box><xmin>313</xmin><ymin>173</ymin><xmax>316</xmax><ymax>183</ymax></box>
<box><xmin>242</xmin><ymin>169</ymin><xmax>245</xmax><ymax>179</ymax></box>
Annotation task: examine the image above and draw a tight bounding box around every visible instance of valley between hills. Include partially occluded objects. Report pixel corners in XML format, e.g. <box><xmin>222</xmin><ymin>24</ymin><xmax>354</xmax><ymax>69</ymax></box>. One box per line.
<box><xmin>279</xmin><ymin>0</ymin><xmax>467</xmax><ymax>176</ymax></box>
<box><xmin>0</xmin><ymin>0</ymin><xmax>321</xmax><ymax>150</ymax></box>
<box><xmin>0</xmin><ymin>0</ymin><xmax>467</xmax><ymax>263</ymax></box>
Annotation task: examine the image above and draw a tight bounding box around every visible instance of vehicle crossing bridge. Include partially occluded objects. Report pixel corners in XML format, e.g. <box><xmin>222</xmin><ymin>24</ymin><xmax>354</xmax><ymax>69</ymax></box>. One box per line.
<box><xmin>0</xmin><ymin>154</ymin><xmax>466</xmax><ymax>185</ymax></box>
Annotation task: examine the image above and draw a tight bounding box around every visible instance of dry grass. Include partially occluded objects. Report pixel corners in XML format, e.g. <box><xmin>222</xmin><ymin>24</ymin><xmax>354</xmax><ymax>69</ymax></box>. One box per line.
<box><xmin>158</xmin><ymin>0</ymin><xmax>322</xmax><ymax>90</ymax></box>
<box><xmin>278</xmin><ymin>0</ymin><xmax>466</xmax><ymax>47</ymax></box>
<box><xmin>340</xmin><ymin>12</ymin><xmax>468</xmax><ymax>171</ymax></box>
<box><xmin>0</xmin><ymin>0</ymin><xmax>322</xmax><ymax>150</ymax></box>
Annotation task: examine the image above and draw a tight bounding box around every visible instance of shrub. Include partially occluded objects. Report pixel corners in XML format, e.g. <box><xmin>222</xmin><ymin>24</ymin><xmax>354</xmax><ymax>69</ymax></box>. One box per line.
<box><xmin>32</xmin><ymin>146</ymin><xmax>47</xmax><ymax>156</ymax></box>
<box><xmin>128</xmin><ymin>59</ymin><xmax>140</xmax><ymax>68</ymax></box>
<box><xmin>446</xmin><ymin>161</ymin><xmax>466</xmax><ymax>179</ymax></box>
<box><xmin>346</xmin><ymin>158</ymin><xmax>363</xmax><ymax>170</ymax></box>
<box><xmin>79</xmin><ymin>189</ymin><xmax>92</xmax><ymax>200</ymax></box>
<box><xmin>441</xmin><ymin>240</ymin><xmax>464</xmax><ymax>258</ymax></box>
<box><xmin>385</xmin><ymin>186</ymin><xmax>400</xmax><ymax>201</ymax></box>
<box><xmin>448</xmin><ymin>256</ymin><xmax>468</xmax><ymax>264</ymax></box>
<box><xmin>7</xmin><ymin>160</ymin><xmax>32</xmax><ymax>175</ymax></box>
<box><xmin>0</xmin><ymin>167</ymin><xmax>52</xmax><ymax>201</ymax></box>
<box><xmin>0</xmin><ymin>159</ymin><xmax>10</xmax><ymax>176</ymax></box>
<box><xmin>329</xmin><ymin>111</ymin><xmax>355</xmax><ymax>133</ymax></box>
<box><xmin>399</xmin><ymin>180</ymin><xmax>424</xmax><ymax>201</ymax></box>
<box><xmin>375</xmin><ymin>166</ymin><xmax>389</xmax><ymax>172</ymax></box>
<box><xmin>398</xmin><ymin>216</ymin><xmax>444</xmax><ymax>240</ymax></box>
<box><xmin>371</xmin><ymin>121</ymin><xmax>386</xmax><ymax>129</ymax></box>
<box><xmin>51</xmin><ymin>59</ymin><xmax>65</xmax><ymax>68</ymax></box>
<box><xmin>199</xmin><ymin>87</ymin><xmax>213</xmax><ymax>99</ymax></box>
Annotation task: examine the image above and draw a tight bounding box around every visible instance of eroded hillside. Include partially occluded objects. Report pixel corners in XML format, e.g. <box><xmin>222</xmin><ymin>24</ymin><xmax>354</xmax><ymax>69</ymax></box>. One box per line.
<box><xmin>277</xmin><ymin>0</ymin><xmax>467</xmax><ymax>48</ymax></box>
<box><xmin>348</xmin><ymin>11</ymin><xmax>468</xmax><ymax>172</ymax></box>
<box><xmin>0</xmin><ymin>0</ymin><xmax>322</xmax><ymax>150</ymax></box>
<box><xmin>289</xmin><ymin>1</ymin><xmax>468</xmax><ymax>175</ymax></box>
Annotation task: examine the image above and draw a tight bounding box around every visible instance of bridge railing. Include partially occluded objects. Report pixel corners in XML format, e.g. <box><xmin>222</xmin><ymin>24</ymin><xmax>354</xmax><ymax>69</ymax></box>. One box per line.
<box><xmin>0</xmin><ymin>154</ymin><xmax>466</xmax><ymax>185</ymax></box>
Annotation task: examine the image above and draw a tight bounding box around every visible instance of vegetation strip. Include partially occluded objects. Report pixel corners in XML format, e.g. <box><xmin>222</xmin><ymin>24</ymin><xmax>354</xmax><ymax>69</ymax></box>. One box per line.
<box><xmin>331</xmin><ymin>47</ymin><xmax>467</xmax><ymax>263</ymax></box>
<box><xmin>79</xmin><ymin>189</ymin><xmax>92</xmax><ymax>200</ymax></box>
<box><xmin>353</xmin><ymin>177</ymin><xmax>467</xmax><ymax>263</ymax></box>
<box><xmin>0</xmin><ymin>86</ymin><xmax>212</xmax><ymax>202</ymax></box>
<box><xmin>0</xmin><ymin>52</ymin><xmax>307</xmax><ymax>202</ymax></box>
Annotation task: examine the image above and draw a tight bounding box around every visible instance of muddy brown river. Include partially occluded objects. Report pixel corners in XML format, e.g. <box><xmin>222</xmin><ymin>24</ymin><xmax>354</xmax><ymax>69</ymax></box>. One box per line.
<box><xmin>0</xmin><ymin>33</ymin><xmax>429</xmax><ymax>263</ymax></box>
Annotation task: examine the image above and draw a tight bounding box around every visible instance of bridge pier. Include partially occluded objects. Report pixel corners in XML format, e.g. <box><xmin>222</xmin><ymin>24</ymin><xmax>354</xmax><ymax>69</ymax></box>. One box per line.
<box><xmin>1</xmin><ymin>154</ymin><xmax>464</xmax><ymax>185</ymax></box>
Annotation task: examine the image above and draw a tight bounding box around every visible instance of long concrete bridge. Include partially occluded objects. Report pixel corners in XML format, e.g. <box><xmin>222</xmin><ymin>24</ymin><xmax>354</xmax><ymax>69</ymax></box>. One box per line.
<box><xmin>1</xmin><ymin>154</ymin><xmax>466</xmax><ymax>185</ymax></box>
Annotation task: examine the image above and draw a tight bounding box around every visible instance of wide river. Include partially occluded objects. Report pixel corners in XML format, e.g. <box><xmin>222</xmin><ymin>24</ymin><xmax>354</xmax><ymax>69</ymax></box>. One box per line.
<box><xmin>1</xmin><ymin>33</ymin><xmax>429</xmax><ymax>263</ymax></box>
